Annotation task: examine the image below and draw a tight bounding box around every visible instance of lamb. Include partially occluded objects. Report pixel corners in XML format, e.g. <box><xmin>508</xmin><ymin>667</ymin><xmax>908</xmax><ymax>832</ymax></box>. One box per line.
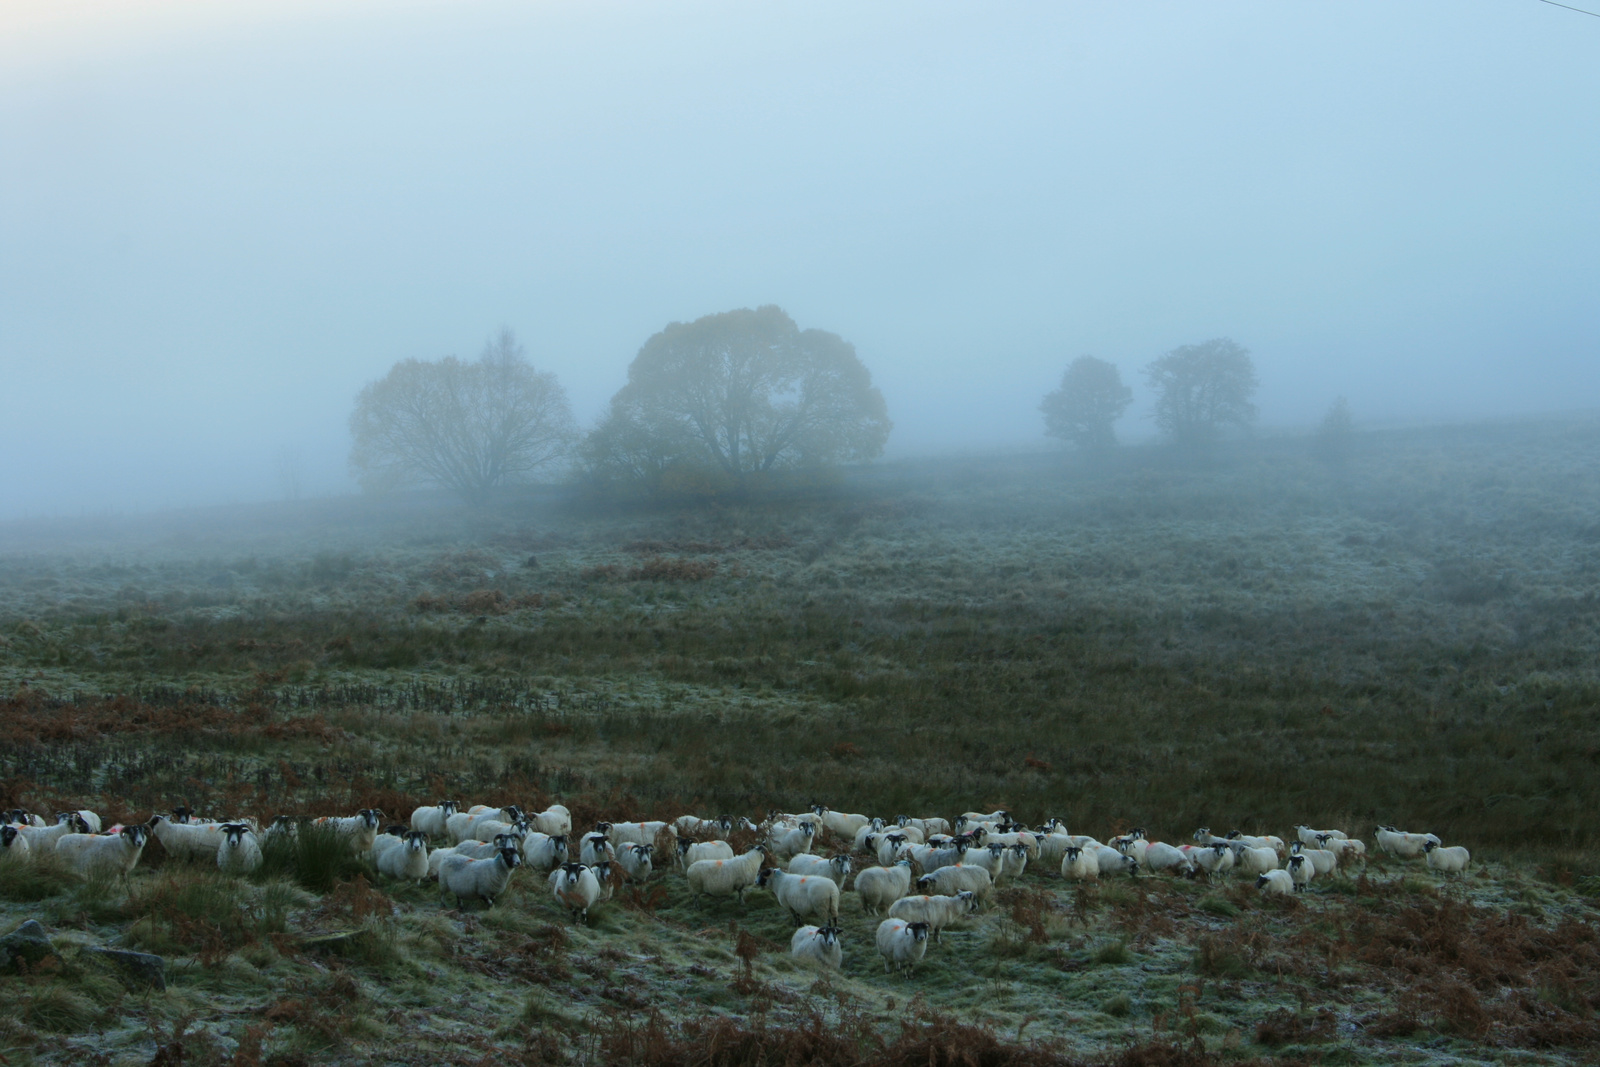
<box><xmin>1374</xmin><ymin>826</ymin><xmax>1440</xmax><ymax>859</ymax></box>
<box><xmin>409</xmin><ymin>800</ymin><xmax>459</xmax><ymax>840</ymax></box>
<box><xmin>1</xmin><ymin>825</ymin><xmax>31</xmax><ymax>862</ymax></box>
<box><xmin>888</xmin><ymin>891</ymin><xmax>979</xmax><ymax>942</ymax></box>
<box><xmin>875</xmin><ymin>918</ymin><xmax>931</xmax><ymax>976</ymax></box>
<box><xmin>439</xmin><ymin>845</ymin><xmax>522</xmax><ymax>909</ymax></box>
<box><xmin>319</xmin><ymin>810</ymin><xmax>384</xmax><ymax>854</ymax></box>
<box><xmin>679</xmin><ymin>839</ymin><xmax>735</xmax><ymax>869</ymax></box>
<box><xmin>1423</xmin><ymin>840</ymin><xmax>1471</xmax><ymax>878</ymax></box>
<box><xmin>854</xmin><ymin>860</ymin><xmax>915</xmax><ymax>914</ymax></box>
<box><xmin>916</xmin><ymin>863</ymin><xmax>993</xmax><ymax>900</ymax></box>
<box><xmin>758</xmin><ymin>867</ymin><xmax>841</xmax><ymax>927</ymax></box>
<box><xmin>56</xmin><ymin>825</ymin><xmax>149</xmax><ymax>879</ymax></box>
<box><xmin>530</xmin><ymin>805</ymin><xmax>572</xmax><ymax>836</ymax></box>
<box><xmin>1290</xmin><ymin>842</ymin><xmax>1339</xmax><ymax>877</ymax></box>
<box><xmin>1231</xmin><ymin>843</ymin><xmax>1280</xmax><ymax>876</ymax></box>
<box><xmin>616</xmin><ymin>843</ymin><xmax>654</xmax><ymax>882</ymax></box>
<box><xmin>375</xmin><ymin>830</ymin><xmax>430</xmax><ymax>883</ymax></box>
<box><xmin>1061</xmin><ymin>845</ymin><xmax>1098</xmax><ymax>882</ymax></box>
<box><xmin>1287</xmin><ymin>854</ymin><xmax>1314</xmax><ymax>892</ymax></box>
<box><xmin>1256</xmin><ymin>869</ymin><xmax>1294</xmax><ymax>896</ymax></box>
<box><xmin>790</xmin><ymin>924</ymin><xmax>843</xmax><ymax>970</ymax></box>
<box><xmin>1296</xmin><ymin>825</ymin><xmax>1347</xmax><ymax>847</ymax></box>
<box><xmin>549</xmin><ymin>862</ymin><xmax>604</xmax><ymax>922</ymax></box>
<box><xmin>767</xmin><ymin>821</ymin><xmax>816</xmax><ymax>861</ymax></box>
<box><xmin>685</xmin><ymin>846</ymin><xmax>766</xmax><ymax>902</ymax></box>
<box><xmin>520</xmin><ymin>832</ymin><xmax>570</xmax><ymax>873</ymax></box>
<box><xmin>148</xmin><ymin>813</ymin><xmax>226</xmax><ymax>861</ymax></box>
<box><xmin>787</xmin><ymin>853</ymin><xmax>852</xmax><ymax>887</ymax></box>
<box><xmin>216</xmin><ymin>823</ymin><xmax>263</xmax><ymax>874</ymax></box>
<box><xmin>579</xmin><ymin>832</ymin><xmax>615</xmax><ymax>867</ymax></box>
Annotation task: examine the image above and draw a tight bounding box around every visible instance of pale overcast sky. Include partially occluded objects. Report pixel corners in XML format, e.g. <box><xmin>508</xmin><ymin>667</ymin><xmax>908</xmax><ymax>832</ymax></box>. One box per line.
<box><xmin>2</xmin><ymin>1</ymin><xmax>1596</xmax><ymax>516</ymax></box>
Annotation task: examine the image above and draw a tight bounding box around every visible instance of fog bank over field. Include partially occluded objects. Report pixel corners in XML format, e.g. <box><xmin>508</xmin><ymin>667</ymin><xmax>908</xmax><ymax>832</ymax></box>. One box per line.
<box><xmin>2</xmin><ymin>1</ymin><xmax>1597</xmax><ymax>518</ymax></box>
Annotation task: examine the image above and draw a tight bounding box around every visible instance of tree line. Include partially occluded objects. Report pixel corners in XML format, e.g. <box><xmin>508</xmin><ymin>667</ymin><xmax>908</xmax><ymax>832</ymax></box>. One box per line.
<box><xmin>349</xmin><ymin>307</ymin><xmax>1278</xmax><ymax>504</ymax></box>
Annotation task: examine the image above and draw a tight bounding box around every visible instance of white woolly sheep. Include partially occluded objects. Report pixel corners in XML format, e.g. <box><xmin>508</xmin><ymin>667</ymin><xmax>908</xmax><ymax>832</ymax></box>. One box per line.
<box><xmin>16</xmin><ymin>813</ymin><xmax>91</xmax><ymax>850</ymax></box>
<box><xmin>851</xmin><ymin>819</ymin><xmax>888</xmax><ymax>852</ymax></box>
<box><xmin>955</xmin><ymin>810</ymin><xmax>1010</xmax><ymax>831</ymax></box>
<box><xmin>679</xmin><ymin>839</ymin><xmax>735</xmax><ymax>869</ymax></box>
<box><xmin>148</xmin><ymin>813</ymin><xmax>226</xmax><ymax>861</ymax></box>
<box><xmin>468</xmin><ymin>817</ymin><xmax>527</xmax><ymax>843</ymax></box>
<box><xmin>4</xmin><ymin>810</ymin><xmax>45</xmax><ymax>827</ymax></box>
<box><xmin>549</xmin><ymin>862</ymin><xmax>603</xmax><ymax>922</ymax></box>
<box><xmin>1231</xmin><ymin>843</ymin><xmax>1280</xmax><ymax>875</ymax></box>
<box><xmin>888</xmin><ymin>891</ymin><xmax>978</xmax><ymax>941</ymax></box>
<box><xmin>686</xmin><ymin>847</ymin><xmax>766</xmax><ymax>902</ymax></box>
<box><xmin>759</xmin><ymin>867</ymin><xmax>841</xmax><ymax>927</ymax></box>
<box><xmin>787</xmin><ymin>853</ymin><xmax>852</xmax><ymax>887</ymax></box>
<box><xmin>897</xmin><ymin>815</ymin><xmax>951</xmax><ymax>838</ymax></box>
<box><xmin>1227</xmin><ymin>831</ymin><xmax>1287</xmax><ymax>855</ymax></box>
<box><xmin>814</xmin><ymin>806</ymin><xmax>871</xmax><ymax>839</ymax></box>
<box><xmin>69</xmin><ymin>810</ymin><xmax>103</xmax><ymax>834</ymax></box>
<box><xmin>1184</xmin><ymin>843</ymin><xmax>1234</xmax><ymax>877</ymax></box>
<box><xmin>1192</xmin><ymin>827</ymin><xmax>1231</xmax><ymax>846</ymax></box>
<box><xmin>56</xmin><ymin>825</ymin><xmax>149</xmax><ymax>879</ymax></box>
<box><xmin>1374</xmin><ymin>826</ymin><xmax>1440</xmax><ymax>859</ymax></box>
<box><xmin>447</xmin><ymin>807</ymin><xmax>521</xmax><ymax>844</ymax></box>
<box><xmin>983</xmin><ymin>831</ymin><xmax>1041</xmax><ymax>860</ymax></box>
<box><xmin>439</xmin><ymin>845</ymin><xmax>522</xmax><ymax>908</ymax></box>
<box><xmin>1287</xmin><ymin>854</ymin><xmax>1314</xmax><ymax>892</ymax></box>
<box><xmin>579</xmin><ymin>832</ymin><xmax>615</xmax><ymax>867</ymax></box>
<box><xmin>1</xmin><ymin>825</ymin><xmax>32</xmax><ymax>862</ymax></box>
<box><xmin>790</xmin><ymin>924</ymin><xmax>843</xmax><ymax>970</ymax></box>
<box><xmin>1290</xmin><ymin>842</ymin><xmax>1339</xmax><ymax>877</ymax></box>
<box><xmin>1124</xmin><ymin>840</ymin><xmax>1194</xmax><ymax>876</ymax></box>
<box><xmin>916</xmin><ymin>863</ymin><xmax>993</xmax><ymax>900</ymax></box>
<box><xmin>409</xmin><ymin>800</ymin><xmax>459</xmax><ymax>840</ymax></box>
<box><xmin>1256</xmin><ymin>869</ymin><xmax>1294</xmax><ymax>896</ymax></box>
<box><xmin>216</xmin><ymin>823</ymin><xmax>263</xmax><ymax>874</ymax></box>
<box><xmin>319</xmin><ymin>809</ymin><xmax>384</xmax><ymax>854</ymax></box>
<box><xmin>609</xmin><ymin>821</ymin><xmax>674</xmax><ymax>849</ymax></box>
<box><xmin>520</xmin><ymin>832</ymin><xmax>570</xmax><ymax>873</ymax></box>
<box><xmin>1423</xmin><ymin>840</ymin><xmax>1471</xmax><ymax>878</ymax></box>
<box><xmin>908</xmin><ymin>842</ymin><xmax>966</xmax><ymax>875</ymax></box>
<box><xmin>530</xmin><ymin>805</ymin><xmax>571</xmax><ymax>836</ymax></box>
<box><xmin>876</xmin><ymin>918</ymin><xmax>931</xmax><ymax>976</ymax></box>
<box><xmin>1036</xmin><ymin>833</ymin><xmax>1076</xmax><ymax>871</ymax></box>
<box><xmin>616</xmin><ymin>843</ymin><xmax>654</xmax><ymax>882</ymax></box>
<box><xmin>375</xmin><ymin>830</ymin><xmax>430</xmax><ymax>883</ymax></box>
<box><xmin>1061</xmin><ymin>846</ymin><xmax>1098</xmax><ymax>882</ymax></box>
<box><xmin>1092</xmin><ymin>844</ymin><xmax>1139</xmax><ymax>877</ymax></box>
<box><xmin>767</xmin><ymin>821</ymin><xmax>816</xmax><ymax>862</ymax></box>
<box><xmin>1296</xmin><ymin>825</ymin><xmax>1347</xmax><ymax>847</ymax></box>
<box><xmin>854</xmin><ymin>860</ymin><xmax>915</xmax><ymax>914</ymax></box>
<box><xmin>875</xmin><ymin>833</ymin><xmax>913</xmax><ymax>868</ymax></box>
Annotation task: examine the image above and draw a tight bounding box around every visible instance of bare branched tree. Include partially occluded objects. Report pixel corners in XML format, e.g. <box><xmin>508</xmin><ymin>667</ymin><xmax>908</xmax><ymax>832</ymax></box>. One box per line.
<box><xmin>350</xmin><ymin>329</ymin><xmax>576</xmax><ymax>503</ymax></box>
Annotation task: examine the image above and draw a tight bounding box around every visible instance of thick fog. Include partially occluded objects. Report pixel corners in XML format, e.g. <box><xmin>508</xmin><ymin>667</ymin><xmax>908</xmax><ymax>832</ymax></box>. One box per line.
<box><xmin>2</xmin><ymin>1</ymin><xmax>1597</xmax><ymax>518</ymax></box>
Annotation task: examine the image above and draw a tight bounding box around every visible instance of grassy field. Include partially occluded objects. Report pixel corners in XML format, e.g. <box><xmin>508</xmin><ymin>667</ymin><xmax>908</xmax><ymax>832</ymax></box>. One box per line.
<box><xmin>1</xmin><ymin>416</ymin><xmax>1598</xmax><ymax>1064</ymax></box>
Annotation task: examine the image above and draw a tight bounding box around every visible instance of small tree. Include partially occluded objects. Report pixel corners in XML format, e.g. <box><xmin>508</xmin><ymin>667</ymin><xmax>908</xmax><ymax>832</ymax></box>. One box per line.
<box><xmin>1144</xmin><ymin>337</ymin><xmax>1258</xmax><ymax>446</ymax></box>
<box><xmin>1040</xmin><ymin>355</ymin><xmax>1133</xmax><ymax>452</ymax></box>
<box><xmin>584</xmin><ymin>305</ymin><xmax>891</xmax><ymax>493</ymax></box>
<box><xmin>350</xmin><ymin>329</ymin><xmax>576</xmax><ymax>503</ymax></box>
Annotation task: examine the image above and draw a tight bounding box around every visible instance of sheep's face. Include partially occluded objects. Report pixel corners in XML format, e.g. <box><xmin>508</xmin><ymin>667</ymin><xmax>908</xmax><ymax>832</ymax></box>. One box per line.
<box><xmin>497</xmin><ymin>847</ymin><xmax>522</xmax><ymax>868</ymax></box>
<box><xmin>1194</xmin><ymin>827</ymin><xmax>1210</xmax><ymax>841</ymax></box>
<box><xmin>1</xmin><ymin>826</ymin><xmax>17</xmax><ymax>849</ymax></box>
<box><xmin>908</xmin><ymin>922</ymin><xmax>931</xmax><ymax>942</ymax></box>
<box><xmin>223</xmin><ymin>824</ymin><xmax>249</xmax><ymax>847</ymax></box>
<box><xmin>1423</xmin><ymin>840</ymin><xmax>1438</xmax><ymax>853</ymax></box>
<box><xmin>1289</xmin><ymin>857</ymin><xmax>1305</xmax><ymax>871</ymax></box>
<box><xmin>798</xmin><ymin>821</ymin><xmax>815</xmax><ymax>836</ymax></box>
<box><xmin>172</xmin><ymin>806</ymin><xmax>195</xmax><ymax>824</ymax></box>
<box><xmin>636</xmin><ymin>844</ymin><xmax>654</xmax><ymax>859</ymax></box>
<box><xmin>358</xmin><ymin>810</ymin><xmax>382</xmax><ymax>829</ymax></box>
<box><xmin>1211</xmin><ymin>844</ymin><xmax>1227</xmax><ymax>858</ymax></box>
<box><xmin>810</xmin><ymin>803</ymin><xmax>828</xmax><ymax>817</ymax></box>
<box><xmin>819</xmin><ymin>927</ymin><xmax>839</xmax><ymax>947</ymax></box>
<box><xmin>404</xmin><ymin>832</ymin><xmax>427</xmax><ymax>851</ymax></box>
<box><xmin>122</xmin><ymin>825</ymin><xmax>149</xmax><ymax>847</ymax></box>
<box><xmin>1316</xmin><ymin>834</ymin><xmax>1332</xmax><ymax>847</ymax></box>
<box><xmin>958</xmin><ymin>891</ymin><xmax>978</xmax><ymax>913</ymax></box>
<box><xmin>439</xmin><ymin>801</ymin><xmax>459</xmax><ymax>815</ymax></box>
<box><xmin>1065</xmin><ymin>846</ymin><xmax>1081</xmax><ymax>861</ymax></box>
<box><xmin>1291</xmin><ymin>842</ymin><xmax>1303</xmax><ymax>854</ymax></box>
<box><xmin>915</xmin><ymin>876</ymin><xmax>933</xmax><ymax>892</ymax></box>
<box><xmin>1255</xmin><ymin>874</ymin><xmax>1270</xmax><ymax>889</ymax></box>
<box><xmin>756</xmin><ymin>867</ymin><xmax>776</xmax><ymax>888</ymax></box>
<box><xmin>1226</xmin><ymin>830</ymin><xmax>1242</xmax><ymax>840</ymax></box>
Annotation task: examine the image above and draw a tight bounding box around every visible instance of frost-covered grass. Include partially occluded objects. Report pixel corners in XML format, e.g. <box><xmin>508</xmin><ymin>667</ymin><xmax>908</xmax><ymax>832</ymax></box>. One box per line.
<box><xmin>1</xmin><ymin>415</ymin><xmax>1599</xmax><ymax>1062</ymax></box>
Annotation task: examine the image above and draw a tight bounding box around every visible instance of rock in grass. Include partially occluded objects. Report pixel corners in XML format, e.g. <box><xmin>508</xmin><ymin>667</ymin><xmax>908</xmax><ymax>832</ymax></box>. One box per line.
<box><xmin>85</xmin><ymin>947</ymin><xmax>167</xmax><ymax>991</ymax></box>
<box><xmin>0</xmin><ymin>919</ymin><xmax>55</xmax><ymax>971</ymax></box>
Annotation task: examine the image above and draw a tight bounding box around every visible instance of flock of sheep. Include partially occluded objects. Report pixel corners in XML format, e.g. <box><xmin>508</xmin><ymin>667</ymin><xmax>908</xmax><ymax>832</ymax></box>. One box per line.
<box><xmin>0</xmin><ymin>801</ymin><xmax>1472</xmax><ymax>977</ymax></box>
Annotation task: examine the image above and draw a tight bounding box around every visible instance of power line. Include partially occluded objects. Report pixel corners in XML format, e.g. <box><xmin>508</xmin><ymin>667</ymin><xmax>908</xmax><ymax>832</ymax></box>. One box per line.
<box><xmin>1536</xmin><ymin>0</ymin><xmax>1600</xmax><ymax>17</ymax></box>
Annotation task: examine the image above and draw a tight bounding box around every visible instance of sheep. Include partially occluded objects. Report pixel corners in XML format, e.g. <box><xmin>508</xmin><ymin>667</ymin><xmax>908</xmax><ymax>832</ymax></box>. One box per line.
<box><xmin>1</xmin><ymin>825</ymin><xmax>31</xmax><ymax>862</ymax></box>
<box><xmin>318</xmin><ymin>810</ymin><xmax>384</xmax><ymax>854</ymax></box>
<box><xmin>685</xmin><ymin>847</ymin><xmax>766</xmax><ymax>902</ymax></box>
<box><xmin>56</xmin><ymin>825</ymin><xmax>149</xmax><ymax>879</ymax></box>
<box><xmin>1327</xmin><ymin>836</ymin><xmax>1368</xmax><ymax>864</ymax></box>
<box><xmin>1092</xmin><ymin>844</ymin><xmax>1139</xmax><ymax>877</ymax></box>
<box><xmin>16</xmin><ymin>812</ymin><xmax>91</xmax><ymax>850</ymax></box>
<box><xmin>1192</xmin><ymin>827</ymin><xmax>1232</xmax><ymax>846</ymax></box>
<box><xmin>1296</xmin><ymin>825</ymin><xmax>1347</xmax><ymax>847</ymax></box>
<box><xmin>1231</xmin><ymin>843</ymin><xmax>1280</xmax><ymax>876</ymax></box>
<box><xmin>593</xmin><ymin>859</ymin><xmax>618</xmax><ymax>902</ymax></box>
<box><xmin>896</xmin><ymin>815</ymin><xmax>951</xmax><ymax>838</ymax></box>
<box><xmin>439</xmin><ymin>845</ymin><xmax>522</xmax><ymax>909</ymax></box>
<box><xmin>410</xmin><ymin>800</ymin><xmax>459</xmax><ymax>840</ymax></box>
<box><xmin>1374</xmin><ymin>826</ymin><xmax>1440</xmax><ymax>859</ymax></box>
<box><xmin>468</xmin><ymin>817</ymin><xmax>527</xmax><ymax>843</ymax></box>
<box><xmin>790</xmin><ymin>924</ymin><xmax>843</xmax><ymax>970</ymax></box>
<box><xmin>216</xmin><ymin>823</ymin><xmax>263</xmax><ymax>874</ymax></box>
<box><xmin>983</xmin><ymin>831</ymin><xmax>1041</xmax><ymax>860</ymax></box>
<box><xmin>1186</xmin><ymin>843</ymin><xmax>1235</xmax><ymax>877</ymax></box>
<box><xmin>758</xmin><ymin>867</ymin><xmax>841</xmax><ymax>927</ymax></box>
<box><xmin>430</xmin><ymin>833</ymin><xmax>522</xmax><ymax>875</ymax></box>
<box><xmin>679</xmin><ymin>839</ymin><xmax>735</xmax><ymax>869</ymax></box>
<box><xmin>375</xmin><ymin>830</ymin><xmax>430</xmax><ymax>883</ymax></box>
<box><xmin>1256</xmin><ymin>869</ymin><xmax>1294</xmax><ymax>896</ymax></box>
<box><xmin>264</xmin><ymin>815</ymin><xmax>304</xmax><ymax>841</ymax></box>
<box><xmin>1062</xmin><ymin>845</ymin><xmax>1098</xmax><ymax>882</ymax></box>
<box><xmin>520</xmin><ymin>832</ymin><xmax>570</xmax><ymax>873</ymax></box>
<box><xmin>579</xmin><ymin>832</ymin><xmax>615</xmax><ymax>867</ymax></box>
<box><xmin>1423</xmin><ymin>840</ymin><xmax>1471</xmax><ymax>878</ymax></box>
<box><xmin>907</xmin><ymin>841</ymin><xmax>966</xmax><ymax>875</ymax></box>
<box><xmin>609</xmin><ymin>821</ymin><xmax>674</xmax><ymax>849</ymax></box>
<box><xmin>672</xmin><ymin>814</ymin><xmax>726</xmax><ymax>837</ymax></box>
<box><xmin>887</xmin><ymin>891</ymin><xmax>979</xmax><ymax>942</ymax></box>
<box><xmin>446</xmin><ymin>807</ymin><xmax>521</xmax><ymax>844</ymax></box>
<box><xmin>616</xmin><ymin>843</ymin><xmax>654</xmax><ymax>882</ymax></box>
<box><xmin>767</xmin><ymin>820</ymin><xmax>816</xmax><ymax>862</ymax></box>
<box><xmin>1121</xmin><ymin>839</ymin><xmax>1194</xmax><ymax>876</ymax></box>
<box><xmin>854</xmin><ymin>860</ymin><xmax>915</xmax><ymax>914</ymax></box>
<box><xmin>69</xmin><ymin>810</ymin><xmax>103</xmax><ymax>834</ymax></box>
<box><xmin>1287</xmin><ymin>854</ymin><xmax>1314</xmax><ymax>892</ymax></box>
<box><xmin>1290</xmin><ymin>842</ymin><xmax>1339</xmax><ymax>877</ymax></box>
<box><xmin>955</xmin><ymin>810</ymin><xmax>1010</xmax><ymax>832</ymax></box>
<box><xmin>916</xmin><ymin>863</ymin><xmax>993</xmax><ymax>900</ymax></box>
<box><xmin>467</xmin><ymin>804</ymin><xmax>525</xmax><ymax>821</ymax></box>
<box><xmin>1001</xmin><ymin>843</ymin><xmax>1030</xmax><ymax>882</ymax></box>
<box><xmin>1036</xmin><ymin>833</ymin><xmax>1077</xmax><ymax>871</ymax></box>
<box><xmin>530</xmin><ymin>805</ymin><xmax>571</xmax><ymax>836</ymax></box>
<box><xmin>787</xmin><ymin>853</ymin><xmax>852</xmax><ymax>887</ymax></box>
<box><xmin>1226</xmin><ymin>831</ymin><xmax>1287</xmax><ymax>855</ymax></box>
<box><xmin>875</xmin><ymin>918</ymin><xmax>931</xmax><ymax>976</ymax></box>
<box><xmin>549</xmin><ymin>862</ymin><xmax>604</xmax><ymax>922</ymax></box>
<box><xmin>963</xmin><ymin>844</ymin><xmax>1004</xmax><ymax>878</ymax></box>
<box><xmin>875</xmin><ymin>833</ymin><xmax>914</xmax><ymax>868</ymax></box>
<box><xmin>851</xmin><ymin>819</ymin><xmax>888</xmax><ymax>852</ymax></box>
<box><xmin>4</xmin><ymin>810</ymin><xmax>45</xmax><ymax>827</ymax></box>
<box><xmin>812</xmin><ymin>806</ymin><xmax>872</xmax><ymax>840</ymax></box>
<box><xmin>148</xmin><ymin>813</ymin><xmax>226</xmax><ymax>861</ymax></box>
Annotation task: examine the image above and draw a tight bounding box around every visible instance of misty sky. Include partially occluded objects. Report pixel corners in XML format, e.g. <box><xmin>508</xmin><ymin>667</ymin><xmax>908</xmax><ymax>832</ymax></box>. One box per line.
<box><xmin>3</xmin><ymin>1</ymin><xmax>1597</xmax><ymax>517</ymax></box>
